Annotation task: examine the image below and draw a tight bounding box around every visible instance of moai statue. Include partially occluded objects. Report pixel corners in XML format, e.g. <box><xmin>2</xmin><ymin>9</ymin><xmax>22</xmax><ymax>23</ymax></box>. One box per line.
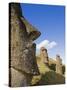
<box><xmin>9</xmin><ymin>3</ymin><xmax>41</xmax><ymax>87</ymax></box>
<box><xmin>56</xmin><ymin>55</ymin><xmax>62</xmax><ymax>74</ymax></box>
<box><xmin>40</xmin><ymin>47</ymin><xmax>49</xmax><ymax>66</ymax></box>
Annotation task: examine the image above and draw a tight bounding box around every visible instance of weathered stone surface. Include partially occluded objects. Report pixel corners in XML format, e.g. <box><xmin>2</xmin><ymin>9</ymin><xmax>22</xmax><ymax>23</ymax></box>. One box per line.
<box><xmin>9</xmin><ymin>3</ymin><xmax>41</xmax><ymax>87</ymax></box>
<box><xmin>40</xmin><ymin>47</ymin><xmax>49</xmax><ymax>65</ymax></box>
<box><xmin>56</xmin><ymin>55</ymin><xmax>62</xmax><ymax>74</ymax></box>
<box><xmin>10</xmin><ymin>67</ymin><xmax>34</xmax><ymax>87</ymax></box>
<box><xmin>10</xmin><ymin>67</ymin><xmax>27</xmax><ymax>87</ymax></box>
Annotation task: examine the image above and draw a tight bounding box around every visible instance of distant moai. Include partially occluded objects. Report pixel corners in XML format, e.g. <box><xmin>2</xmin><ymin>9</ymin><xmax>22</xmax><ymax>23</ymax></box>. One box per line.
<box><xmin>9</xmin><ymin>3</ymin><xmax>41</xmax><ymax>87</ymax></box>
<box><xmin>40</xmin><ymin>47</ymin><xmax>49</xmax><ymax>66</ymax></box>
<box><xmin>56</xmin><ymin>55</ymin><xmax>62</xmax><ymax>74</ymax></box>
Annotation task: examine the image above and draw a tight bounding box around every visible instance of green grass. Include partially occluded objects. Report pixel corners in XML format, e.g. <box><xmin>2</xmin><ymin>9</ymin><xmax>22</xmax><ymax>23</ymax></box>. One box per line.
<box><xmin>31</xmin><ymin>56</ymin><xmax>65</xmax><ymax>86</ymax></box>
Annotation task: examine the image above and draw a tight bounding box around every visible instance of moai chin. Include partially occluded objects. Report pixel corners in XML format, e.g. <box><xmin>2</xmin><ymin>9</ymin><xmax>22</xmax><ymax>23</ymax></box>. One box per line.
<box><xmin>40</xmin><ymin>47</ymin><xmax>49</xmax><ymax>65</ymax></box>
<box><xmin>56</xmin><ymin>55</ymin><xmax>62</xmax><ymax>74</ymax></box>
<box><xmin>9</xmin><ymin>3</ymin><xmax>41</xmax><ymax>87</ymax></box>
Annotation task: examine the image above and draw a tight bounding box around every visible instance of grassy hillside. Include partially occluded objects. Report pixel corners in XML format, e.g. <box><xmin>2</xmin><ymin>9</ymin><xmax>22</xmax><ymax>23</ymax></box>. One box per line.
<box><xmin>31</xmin><ymin>56</ymin><xmax>65</xmax><ymax>86</ymax></box>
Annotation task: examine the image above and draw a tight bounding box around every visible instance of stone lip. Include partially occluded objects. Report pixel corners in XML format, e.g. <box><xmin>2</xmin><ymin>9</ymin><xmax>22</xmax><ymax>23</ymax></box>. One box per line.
<box><xmin>10</xmin><ymin>66</ymin><xmax>40</xmax><ymax>76</ymax></box>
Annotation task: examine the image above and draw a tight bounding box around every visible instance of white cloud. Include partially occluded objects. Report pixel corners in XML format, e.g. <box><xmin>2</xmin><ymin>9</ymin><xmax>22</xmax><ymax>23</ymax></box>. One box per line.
<box><xmin>36</xmin><ymin>40</ymin><xmax>57</xmax><ymax>50</ymax></box>
<box><xmin>47</xmin><ymin>41</ymin><xmax>57</xmax><ymax>49</ymax></box>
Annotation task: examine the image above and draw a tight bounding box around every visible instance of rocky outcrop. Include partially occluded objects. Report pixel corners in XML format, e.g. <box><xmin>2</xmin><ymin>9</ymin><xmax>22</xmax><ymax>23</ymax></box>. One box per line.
<box><xmin>9</xmin><ymin>3</ymin><xmax>41</xmax><ymax>87</ymax></box>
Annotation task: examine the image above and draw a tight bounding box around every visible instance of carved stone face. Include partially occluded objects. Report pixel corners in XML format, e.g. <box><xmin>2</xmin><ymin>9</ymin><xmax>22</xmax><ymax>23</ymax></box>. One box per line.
<box><xmin>10</xmin><ymin>3</ymin><xmax>40</xmax><ymax>75</ymax></box>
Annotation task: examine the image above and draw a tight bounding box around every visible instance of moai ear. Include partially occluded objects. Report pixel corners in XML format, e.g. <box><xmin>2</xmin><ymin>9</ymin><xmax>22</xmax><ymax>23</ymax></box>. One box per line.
<box><xmin>20</xmin><ymin>17</ymin><xmax>41</xmax><ymax>40</ymax></box>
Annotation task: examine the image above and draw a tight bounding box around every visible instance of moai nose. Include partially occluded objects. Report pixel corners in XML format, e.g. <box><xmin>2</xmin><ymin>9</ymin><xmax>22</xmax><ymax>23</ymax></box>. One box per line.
<box><xmin>20</xmin><ymin>17</ymin><xmax>41</xmax><ymax>41</ymax></box>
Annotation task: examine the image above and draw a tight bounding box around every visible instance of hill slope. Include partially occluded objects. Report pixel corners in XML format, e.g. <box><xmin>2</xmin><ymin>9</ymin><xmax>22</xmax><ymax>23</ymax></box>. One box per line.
<box><xmin>31</xmin><ymin>56</ymin><xmax>65</xmax><ymax>86</ymax></box>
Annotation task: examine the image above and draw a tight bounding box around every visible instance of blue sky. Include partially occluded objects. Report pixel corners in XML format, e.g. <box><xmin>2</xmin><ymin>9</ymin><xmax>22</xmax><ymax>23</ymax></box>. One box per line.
<box><xmin>20</xmin><ymin>3</ymin><xmax>65</xmax><ymax>63</ymax></box>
